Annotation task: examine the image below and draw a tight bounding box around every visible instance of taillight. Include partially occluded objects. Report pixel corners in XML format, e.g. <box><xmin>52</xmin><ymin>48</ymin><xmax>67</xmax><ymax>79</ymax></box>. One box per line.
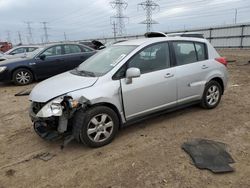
<box><xmin>215</xmin><ymin>57</ymin><xmax>227</xmax><ymax>67</ymax></box>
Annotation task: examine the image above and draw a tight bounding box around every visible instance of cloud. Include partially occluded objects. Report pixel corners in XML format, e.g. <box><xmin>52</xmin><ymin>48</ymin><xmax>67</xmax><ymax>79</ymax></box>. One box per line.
<box><xmin>154</xmin><ymin>7</ymin><xmax>187</xmax><ymax>20</ymax></box>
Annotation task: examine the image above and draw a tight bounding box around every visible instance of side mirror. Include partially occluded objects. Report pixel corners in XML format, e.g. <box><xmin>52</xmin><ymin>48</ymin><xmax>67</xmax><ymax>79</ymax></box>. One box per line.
<box><xmin>39</xmin><ymin>54</ymin><xmax>46</xmax><ymax>60</ymax></box>
<box><xmin>125</xmin><ymin>67</ymin><xmax>141</xmax><ymax>84</ymax></box>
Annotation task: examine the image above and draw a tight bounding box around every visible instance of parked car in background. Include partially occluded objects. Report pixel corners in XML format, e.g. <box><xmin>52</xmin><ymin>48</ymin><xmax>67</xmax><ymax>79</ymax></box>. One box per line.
<box><xmin>29</xmin><ymin>37</ymin><xmax>228</xmax><ymax>148</ymax></box>
<box><xmin>0</xmin><ymin>42</ymin><xmax>12</xmax><ymax>52</ymax></box>
<box><xmin>0</xmin><ymin>43</ymin><xmax>96</xmax><ymax>85</ymax></box>
<box><xmin>0</xmin><ymin>45</ymin><xmax>40</xmax><ymax>61</ymax></box>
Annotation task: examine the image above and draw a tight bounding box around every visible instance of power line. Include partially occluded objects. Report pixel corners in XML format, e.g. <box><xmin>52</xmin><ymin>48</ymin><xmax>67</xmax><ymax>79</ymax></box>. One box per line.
<box><xmin>41</xmin><ymin>22</ymin><xmax>49</xmax><ymax>43</ymax></box>
<box><xmin>24</xmin><ymin>21</ymin><xmax>33</xmax><ymax>44</ymax></box>
<box><xmin>110</xmin><ymin>0</ymin><xmax>129</xmax><ymax>36</ymax></box>
<box><xmin>138</xmin><ymin>0</ymin><xmax>160</xmax><ymax>32</ymax></box>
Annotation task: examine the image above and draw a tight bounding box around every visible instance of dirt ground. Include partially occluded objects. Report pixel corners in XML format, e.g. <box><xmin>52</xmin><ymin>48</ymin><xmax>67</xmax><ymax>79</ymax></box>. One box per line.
<box><xmin>0</xmin><ymin>49</ymin><xmax>250</xmax><ymax>188</ymax></box>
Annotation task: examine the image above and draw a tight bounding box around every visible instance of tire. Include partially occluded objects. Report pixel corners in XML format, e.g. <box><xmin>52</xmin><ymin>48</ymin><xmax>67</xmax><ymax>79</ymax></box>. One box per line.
<box><xmin>12</xmin><ymin>68</ymin><xmax>33</xmax><ymax>85</ymax></box>
<box><xmin>73</xmin><ymin>106</ymin><xmax>119</xmax><ymax>148</ymax></box>
<box><xmin>200</xmin><ymin>80</ymin><xmax>222</xmax><ymax>109</ymax></box>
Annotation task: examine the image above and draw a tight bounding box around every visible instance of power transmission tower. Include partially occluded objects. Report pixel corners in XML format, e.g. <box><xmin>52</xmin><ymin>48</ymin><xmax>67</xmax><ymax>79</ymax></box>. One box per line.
<box><xmin>6</xmin><ymin>30</ymin><xmax>11</xmax><ymax>43</ymax></box>
<box><xmin>17</xmin><ymin>31</ymin><xmax>22</xmax><ymax>44</ymax></box>
<box><xmin>111</xmin><ymin>21</ymin><xmax>117</xmax><ymax>40</ymax></box>
<box><xmin>138</xmin><ymin>0</ymin><xmax>160</xmax><ymax>32</ymax></box>
<box><xmin>110</xmin><ymin>0</ymin><xmax>128</xmax><ymax>36</ymax></box>
<box><xmin>24</xmin><ymin>21</ymin><xmax>33</xmax><ymax>44</ymax></box>
<box><xmin>64</xmin><ymin>32</ymin><xmax>67</xmax><ymax>41</ymax></box>
<box><xmin>41</xmin><ymin>22</ymin><xmax>49</xmax><ymax>43</ymax></box>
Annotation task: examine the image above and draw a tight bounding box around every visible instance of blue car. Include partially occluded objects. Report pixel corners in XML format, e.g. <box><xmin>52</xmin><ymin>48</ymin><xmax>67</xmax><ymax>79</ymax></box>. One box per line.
<box><xmin>0</xmin><ymin>43</ymin><xmax>96</xmax><ymax>85</ymax></box>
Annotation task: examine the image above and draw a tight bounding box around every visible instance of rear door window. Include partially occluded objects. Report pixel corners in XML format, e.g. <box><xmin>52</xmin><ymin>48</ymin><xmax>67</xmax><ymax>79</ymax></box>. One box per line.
<box><xmin>64</xmin><ymin>45</ymin><xmax>82</xmax><ymax>54</ymax></box>
<box><xmin>172</xmin><ymin>42</ymin><xmax>197</xmax><ymax>66</ymax></box>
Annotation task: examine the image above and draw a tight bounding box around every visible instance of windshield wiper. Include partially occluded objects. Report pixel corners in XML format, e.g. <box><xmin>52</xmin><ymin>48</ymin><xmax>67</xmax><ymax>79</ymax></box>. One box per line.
<box><xmin>76</xmin><ymin>69</ymin><xmax>96</xmax><ymax>77</ymax></box>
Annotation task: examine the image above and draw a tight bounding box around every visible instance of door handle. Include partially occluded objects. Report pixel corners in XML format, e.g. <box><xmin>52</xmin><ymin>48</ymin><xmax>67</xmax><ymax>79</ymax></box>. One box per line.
<box><xmin>201</xmin><ymin>65</ymin><xmax>209</xmax><ymax>69</ymax></box>
<box><xmin>165</xmin><ymin>73</ymin><xmax>174</xmax><ymax>78</ymax></box>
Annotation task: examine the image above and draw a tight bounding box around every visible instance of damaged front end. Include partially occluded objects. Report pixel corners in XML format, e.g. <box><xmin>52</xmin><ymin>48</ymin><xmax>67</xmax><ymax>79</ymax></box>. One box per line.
<box><xmin>30</xmin><ymin>96</ymin><xmax>88</xmax><ymax>141</ymax></box>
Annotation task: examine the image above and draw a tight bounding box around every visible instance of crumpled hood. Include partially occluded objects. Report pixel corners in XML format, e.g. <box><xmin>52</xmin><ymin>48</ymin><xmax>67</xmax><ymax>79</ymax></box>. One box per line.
<box><xmin>29</xmin><ymin>71</ymin><xmax>98</xmax><ymax>102</ymax></box>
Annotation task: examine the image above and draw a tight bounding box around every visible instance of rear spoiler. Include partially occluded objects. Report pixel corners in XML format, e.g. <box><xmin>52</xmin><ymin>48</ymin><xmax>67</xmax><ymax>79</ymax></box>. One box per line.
<box><xmin>145</xmin><ymin>31</ymin><xmax>204</xmax><ymax>39</ymax></box>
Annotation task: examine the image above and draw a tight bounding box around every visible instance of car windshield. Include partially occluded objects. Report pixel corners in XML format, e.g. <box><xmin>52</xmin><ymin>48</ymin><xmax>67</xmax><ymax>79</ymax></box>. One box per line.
<box><xmin>76</xmin><ymin>45</ymin><xmax>137</xmax><ymax>76</ymax></box>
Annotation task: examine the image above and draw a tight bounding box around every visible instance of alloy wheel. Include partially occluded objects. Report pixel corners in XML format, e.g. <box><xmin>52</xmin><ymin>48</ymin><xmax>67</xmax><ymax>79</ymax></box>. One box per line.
<box><xmin>87</xmin><ymin>114</ymin><xmax>114</xmax><ymax>143</ymax></box>
<box><xmin>206</xmin><ymin>85</ymin><xmax>220</xmax><ymax>106</ymax></box>
<box><xmin>16</xmin><ymin>71</ymin><xmax>31</xmax><ymax>85</ymax></box>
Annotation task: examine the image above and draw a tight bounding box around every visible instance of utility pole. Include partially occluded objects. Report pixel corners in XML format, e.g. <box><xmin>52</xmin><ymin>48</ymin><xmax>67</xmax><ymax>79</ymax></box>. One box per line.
<box><xmin>64</xmin><ymin>32</ymin><xmax>67</xmax><ymax>41</ymax></box>
<box><xmin>138</xmin><ymin>0</ymin><xmax>160</xmax><ymax>32</ymax></box>
<box><xmin>41</xmin><ymin>22</ymin><xmax>49</xmax><ymax>43</ymax></box>
<box><xmin>24</xmin><ymin>21</ymin><xmax>33</xmax><ymax>44</ymax></box>
<box><xmin>17</xmin><ymin>31</ymin><xmax>22</xmax><ymax>44</ymax></box>
<box><xmin>6</xmin><ymin>30</ymin><xmax>11</xmax><ymax>43</ymax></box>
<box><xmin>112</xmin><ymin>21</ymin><xmax>117</xmax><ymax>40</ymax></box>
<box><xmin>110</xmin><ymin>0</ymin><xmax>128</xmax><ymax>36</ymax></box>
<box><xmin>234</xmin><ymin>9</ymin><xmax>238</xmax><ymax>24</ymax></box>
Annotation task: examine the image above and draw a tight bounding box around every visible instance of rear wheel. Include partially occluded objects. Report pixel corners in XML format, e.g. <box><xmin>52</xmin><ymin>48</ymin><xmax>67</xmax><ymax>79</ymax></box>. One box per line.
<box><xmin>73</xmin><ymin>106</ymin><xmax>119</xmax><ymax>148</ymax></box>
<box><xmin>201</xmin><ymin>80</ymin><xmax>222</xmax><ymax>109</ymax></box>
<box><xmin>12</xmin><ymin>68</ymin><xmax>33</xmax><ymax>85</ymax></box>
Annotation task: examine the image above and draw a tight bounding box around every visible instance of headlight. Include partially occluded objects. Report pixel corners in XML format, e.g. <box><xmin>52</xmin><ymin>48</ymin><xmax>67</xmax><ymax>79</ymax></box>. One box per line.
<box><xmin>36</xmin><ymin>97</ymin><xmax>64</xmax><ymax>118</ymax></box>
<box><xmin>0</xmin><ymin>66</ymin><xmax>7</xmax><ymax>73</ymax></box>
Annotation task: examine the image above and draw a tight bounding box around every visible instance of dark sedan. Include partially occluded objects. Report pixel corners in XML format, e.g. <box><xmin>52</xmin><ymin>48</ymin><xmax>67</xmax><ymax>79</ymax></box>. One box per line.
<box><xmin>0</xmin><ymin>43</ymin><xmax>96</xmax><ymax>85</ymax></box>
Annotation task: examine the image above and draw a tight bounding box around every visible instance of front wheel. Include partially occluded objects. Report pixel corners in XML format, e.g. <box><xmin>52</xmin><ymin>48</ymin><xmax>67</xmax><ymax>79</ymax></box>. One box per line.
<box><xmin>73</xmin><ymin>106</ymin><xmax>119</xmax><ymax>148</ymax></box>
<box><xmin>12</xmin><ymin>68</ymin><xmax>33</xmax><ymax>85</ymax></box>
<box><xmin>201</xmin><ymin>80</ymin><xmax>222</xmax><ymax>109</ymax></box>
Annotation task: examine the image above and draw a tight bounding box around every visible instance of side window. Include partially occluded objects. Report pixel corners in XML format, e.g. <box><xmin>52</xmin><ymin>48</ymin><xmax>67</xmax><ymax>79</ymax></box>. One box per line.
<box><xmin>128</xmin><ymin>43</ymin><xmax>170</xmax><ymax>74</ymax></box>
<box><xmin>28</xmin><ymin>47</ymin><xmax>37</xmax><ymax>52</ymax></box>
<box><xmin>11</xmin><ymin>48</ymin><xmax>25</xmax><ymax>54</ymax></box>
<box><xmin>82</xmin><ymin>47</ymin><xmax>92</xmax><ymax>52</ymax></box>
<box><xmin>173</xmin><ymin>42</ymin><xmax>197</xmax><ymax>65</ymax></box>
<box><xmin>64</xmin><ymin>45</ymin><xmax>82</xmax><ymax>54</ymax></box>
<box><xmin>42</xmin><ymin>46</ymin><xmax>62</xmax><ymax>56</ymax></box>
<box><xmin>195</xmin><ymin>43</ymin><xmax>207</xmax><ymax>61</ymax></box>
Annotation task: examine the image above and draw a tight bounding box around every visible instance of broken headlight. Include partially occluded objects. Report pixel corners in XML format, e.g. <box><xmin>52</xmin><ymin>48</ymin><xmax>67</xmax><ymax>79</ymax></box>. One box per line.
<box><xmin>36</xmin><ymin>97</ymin><xmax>64</xmax><ymax>118</ymax></box>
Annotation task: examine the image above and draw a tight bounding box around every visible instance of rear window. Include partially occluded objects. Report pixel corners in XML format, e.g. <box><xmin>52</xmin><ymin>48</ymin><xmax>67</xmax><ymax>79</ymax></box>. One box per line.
<box><xmin>173</xmin><ymin>41</ymin><xmax>207</xmax><ymax>66</ymax></box>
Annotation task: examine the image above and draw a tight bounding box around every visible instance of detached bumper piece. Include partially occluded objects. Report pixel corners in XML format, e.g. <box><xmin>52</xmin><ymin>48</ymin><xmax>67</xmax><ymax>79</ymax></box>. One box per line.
<box><xmin>34</xmin><ymin>121</ymin><xmax>62</xmax><ymax>141</ymax></box>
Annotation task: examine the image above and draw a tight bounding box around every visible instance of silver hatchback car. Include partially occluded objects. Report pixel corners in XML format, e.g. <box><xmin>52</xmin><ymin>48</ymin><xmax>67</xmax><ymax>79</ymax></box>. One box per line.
<box><xmin>29</xmin><ymin>37</ymin><xmax>228</xmax><ymax>147</ymax></box>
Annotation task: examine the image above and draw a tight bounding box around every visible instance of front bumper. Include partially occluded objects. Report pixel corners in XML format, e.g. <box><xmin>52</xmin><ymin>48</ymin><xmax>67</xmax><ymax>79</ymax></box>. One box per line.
<box><xmin>0</xmin><ymin>69</ymin><xmax>11</xmax><ymax>82</ymax></box>
<box><xmin>30</xmin><ymin>102</ymin><xmax>65</xmax><ymax>141</ymax></box>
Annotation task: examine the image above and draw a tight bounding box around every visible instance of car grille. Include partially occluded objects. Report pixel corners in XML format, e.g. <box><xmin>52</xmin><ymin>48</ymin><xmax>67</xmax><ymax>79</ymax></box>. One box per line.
<box><xmin>32</xmin><ymin>102</ymin><xmax>46</xmax><ymax>114</ymax></box>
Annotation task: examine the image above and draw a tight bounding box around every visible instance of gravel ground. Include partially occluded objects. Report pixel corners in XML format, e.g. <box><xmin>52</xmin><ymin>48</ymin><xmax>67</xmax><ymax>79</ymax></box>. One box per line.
<box><xmin>0</xmin><ymin>49</ymin><xmax>249</xmax><ymax>188</ymax></box>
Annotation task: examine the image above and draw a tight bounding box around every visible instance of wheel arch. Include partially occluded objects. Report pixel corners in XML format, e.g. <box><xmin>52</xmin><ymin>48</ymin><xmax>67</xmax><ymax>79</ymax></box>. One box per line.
<box><xmin>209</xmin><ymin>77</ymin><xmax>224</xmax><ymax>94</ymax></box>
<box><xmin>90</xmin><ymin>102</ymin><xmax>123</xmax><ymax>128</ymax></box>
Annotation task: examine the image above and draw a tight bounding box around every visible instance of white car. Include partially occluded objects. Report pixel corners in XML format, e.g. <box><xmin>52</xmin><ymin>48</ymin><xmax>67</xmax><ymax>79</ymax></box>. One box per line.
<box><xmin>29</xmin><ymin>36</ymin><xmax>228</xmax><ymax>148</ymax></box>
<box><xmin>0</xmin><ymin>45</ymin><xmax>40</xmax><ymax>61</ymax></box>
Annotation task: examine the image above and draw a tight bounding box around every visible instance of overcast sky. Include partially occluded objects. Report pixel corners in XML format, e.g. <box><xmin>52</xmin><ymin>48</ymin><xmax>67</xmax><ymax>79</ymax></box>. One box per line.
<box><xmin>0</xmin><ymin>0</ymin><xmax>250</xmax><ymax>44</ymax></box>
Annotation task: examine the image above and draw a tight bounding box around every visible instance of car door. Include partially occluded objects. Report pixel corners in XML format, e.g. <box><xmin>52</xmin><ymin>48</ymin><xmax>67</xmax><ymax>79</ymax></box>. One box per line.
<box><xmin>120</xmin><ymin>42</ymin><xmax>177</xmax><ymax>120</ymax></box>
<box><xmin>33</xmin><ymin>45</ymin><xmax>64</xmax><ymax>78</ymax></box>
<box><xmin>172</xmin><ymin>41</ymin><xmax>210</xmax><ymax>104</ymax></box>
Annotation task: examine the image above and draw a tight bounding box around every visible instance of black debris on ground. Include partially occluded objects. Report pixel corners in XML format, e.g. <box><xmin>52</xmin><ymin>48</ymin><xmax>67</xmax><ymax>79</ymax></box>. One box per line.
<box><xmin>182</xmin><ymin>139</ymin><xmax>235</xmax><ymax>173</ymax></box>
<box><xmin>14</xmin><ymin>89</ymin><xmax>31</xmax><ymax>96</ymax></box>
